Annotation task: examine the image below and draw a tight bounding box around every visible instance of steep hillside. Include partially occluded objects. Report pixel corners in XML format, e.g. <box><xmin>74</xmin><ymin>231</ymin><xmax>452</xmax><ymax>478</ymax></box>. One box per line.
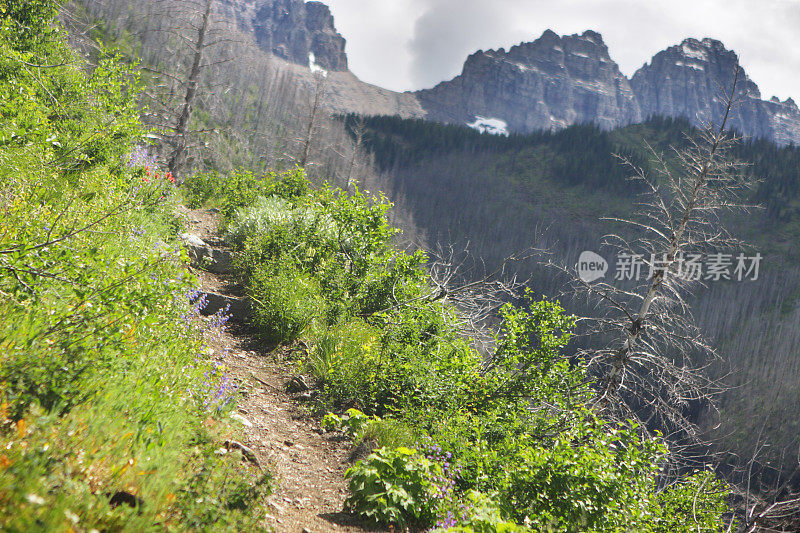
<box><xmin>0</xmin><ymin>5</ymin><xmax>273</xmax><ymax>529</ymax></box>
<box><xmin>354</xmin><ymin>114</ymin><xmax>800</xmax><ymax>486</ymax></box>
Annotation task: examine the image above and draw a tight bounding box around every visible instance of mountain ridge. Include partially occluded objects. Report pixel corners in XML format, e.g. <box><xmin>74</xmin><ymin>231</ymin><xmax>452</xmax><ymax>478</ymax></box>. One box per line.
<box><xmin>412</xmin><ymin>30</ymin><xmax>800</xmax><ymax>145</ymax></box>
<box><xmin>216</xmin><ymin>1</ymin><xmax>800</xmax><ymax>145</ymax></box>
<box><xmin>414</xmin><ymin>29</ymin><xmax>643</xmax><ymax>134</ymax></box>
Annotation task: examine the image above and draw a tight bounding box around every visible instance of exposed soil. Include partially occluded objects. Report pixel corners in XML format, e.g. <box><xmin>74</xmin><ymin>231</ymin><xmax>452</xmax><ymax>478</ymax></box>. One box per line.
<box><xmin>181</xmin><ymin>207</ymin><xmax>374</xmax><ymax>533</ymax></box>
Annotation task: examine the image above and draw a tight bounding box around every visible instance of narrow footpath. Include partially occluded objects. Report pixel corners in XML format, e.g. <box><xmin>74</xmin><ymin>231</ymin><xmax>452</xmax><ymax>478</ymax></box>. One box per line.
<box><xmin>181</xmin><ymin>207</ymin><xmax>371</xmax><ymax>533</ymax></box>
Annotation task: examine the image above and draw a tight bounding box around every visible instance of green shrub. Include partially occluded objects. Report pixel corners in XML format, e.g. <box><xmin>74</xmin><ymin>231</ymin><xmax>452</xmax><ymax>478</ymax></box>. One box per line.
<box><xmin>321</xmin><ymin>408</ymin><xmax>375</xmax><ymax>435</ymax></box>
<box><xmin>226</xmin><ymin>195</ymin><xmax>337</xmax><ymax>249</ymax></box>
<box><xmin>344</xmin><ymin>446</ymin><xmax>439</xmax><ymax>528</ymax></box>
<box><xmin>496</xmin><ymin>419</ymin><xmax>664</xmax><ymax>531</ymax></box>
<box><xmin>306</xmin><ymin>319</ymin><xmax>382</xmax><ymax>404</ymax></box>
<box><xmin>181</xmin><ymin>169</ymin><xmax>223</xmax><ymax>208</ymax></box>
<box><xmin>359</xmin><ymin>418</ymin><xmax>419</xmax><ymax>450</ymax></box>
<box><xmin>322</xmin><ymin>409</ymin><xmax>418</xmax><ymax>450</ymax></box>
<box><xmin>435</xmin><ymin>490</ymin><xmax>533</xmax><ymax>533</ymax></box>
<box><xmin>248</xmin><ymin>262</ymin><xmax>323</xmax><ymax>344</ymax></box>
<box><xmin>181</xmin><ymin>167</ymin><xmax>310</xmax><ymax>219</ymax></box>
<box><xmin>646</xmin><ymin>471</ymin><xmax>731</xmax><ymax>532</ymax></box>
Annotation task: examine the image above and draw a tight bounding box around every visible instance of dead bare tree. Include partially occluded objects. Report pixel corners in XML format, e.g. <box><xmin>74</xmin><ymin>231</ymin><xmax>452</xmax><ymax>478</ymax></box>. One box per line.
<box><xmin>346</xmin><ymin>118</ymin><xmax>367</xmax><ymax>191</ymax></box>
<box><xmin>165</xmin><ymin>0</ymin><xmax>215</xmax><ymax>179</ymax></box>
<box><xmin>555</xmin><ymin>67</ymin><xmax>758</xmax><ymax>458</ymax></box>
<box><xmin>296</xmin><ymin>71</ymin><xmax>328</xmax><ymax>170</ymax></box>
<box><xmin>64</xmin><ymin>0</ymin><xmax>240</xmax><ymax>179</ymax></box>
<box><xmin>727</xmin><ymin>423</ymin><xmax>800</xmax><ymax>532</ymax></box>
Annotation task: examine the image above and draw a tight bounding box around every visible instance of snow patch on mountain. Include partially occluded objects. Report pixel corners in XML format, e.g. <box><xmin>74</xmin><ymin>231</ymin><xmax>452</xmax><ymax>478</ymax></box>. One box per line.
<box><xmin>681</xmin><ymin>42</ymin><xmax>708</xmax><ymax>61</ymax></box>
<box><xmin>308</xmin><ymin>53</ymin><xmax>328</xmax><ymax>77</ymax></box>
<box><xmin>675</xmin><ymin>60</ymin><xmax>705</xmax><ymax>71</ymax></box>
<box><xmin>467</xmin><ymin>116</ymin><xmax>509</xmax><ymax>136</ymax></box>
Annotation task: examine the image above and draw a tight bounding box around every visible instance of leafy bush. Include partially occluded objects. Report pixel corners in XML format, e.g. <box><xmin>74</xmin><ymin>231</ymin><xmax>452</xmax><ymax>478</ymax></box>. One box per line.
<box><xmin>306</xmin><ymin>319</ymin><xmax>382</xmax><ymax>404</ymax></box>
<box><xmin>322</xmin><ymin>408</ymin><xmax>376</xmax><ymax>436</ymax></box>
<box><xmin>435</xmin><ymin>490</ymin><xmax>533</xmax><ymax>532</ymax></box>
<box><xmin>344</xmin><ymin>446</ymin><xmax>439</xmax><ymax>528</ymax></box>
<box><xmin>497</xmin><ymin>420</ymin><xmax>664</xmax><ymax>531</ymax></box>
<box><xmin>181</xmin><ymin>167</ymin><xmax>310</xmax><ymax>219</ymax></box>
<box><xmin>359</xmin><ymin>418</ymin><xmax>419</xmax><ymax>450</ymax></box>
<box><xmin>323</xmin><ymin>409</ymin><xmax>418</xmax><ymax>450</ymax></box>
<box><xmin>248</xmin><ymin>261</ymin><xmax>323</xmax><ymax>344</ymax></box>
<box><xmin>226</xmin><ymin>195</ymin><xmax>336</xmax><ymax>249</ymax></box>
<box><xmin>647</xmin><ymin>471</ymin><xmax>732</xmax><ymax>531</ymax></box>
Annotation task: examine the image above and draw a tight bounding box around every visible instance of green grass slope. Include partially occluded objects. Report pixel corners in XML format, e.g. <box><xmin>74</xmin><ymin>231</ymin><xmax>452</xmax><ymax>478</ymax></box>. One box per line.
<box><xmin>0</xmin><ymin>3</ymin><xmax>270</xmax><ymax>530</ymax></box>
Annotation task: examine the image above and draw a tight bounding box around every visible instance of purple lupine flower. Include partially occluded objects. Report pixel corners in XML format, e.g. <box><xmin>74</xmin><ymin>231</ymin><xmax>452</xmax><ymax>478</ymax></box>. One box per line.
<box><xmin>123</xmin><ymin>146</ymin><xmax>159</xmax><ymax>170</ymax></box>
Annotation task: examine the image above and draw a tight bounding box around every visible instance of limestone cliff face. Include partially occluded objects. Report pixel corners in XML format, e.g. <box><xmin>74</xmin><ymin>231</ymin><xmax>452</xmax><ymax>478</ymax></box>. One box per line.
<box><xmin>414</xmin><ymin>30</ymin><xmax>642</xmax><ymax>133</ymax></box>
<box><xmin>631</xmin><ymin>38</ymin><xmax>800</xmax><ymax>145</ymax></box>
<box><xmin>217</xmin><ymin>0</ymin><xmax>348</xmax><ymax>71</ymax></box>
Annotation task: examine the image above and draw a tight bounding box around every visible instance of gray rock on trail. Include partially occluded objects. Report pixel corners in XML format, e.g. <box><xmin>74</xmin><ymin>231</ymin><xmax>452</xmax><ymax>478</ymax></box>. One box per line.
<box><xmin>225</xmin><ymin>439</ymin><xmax>261</xmax><ymax>467</ymax></box>
<box><xmin>179</xmin><ymin>233</ymin><xmax>206</xmax><ymax>248</ymax></box>
<box><xmin>287</xmin><ymin>375</ymin><xmax>311</xmax><ymax>393</ymax></box>
<box><xmin>199</xmin><ymin>291</ymin><xmax>251</xmax><ymax>320</ymax></box>
<box><xmin>178</xmin><ymin>233</ymin><xmax>234</xmax><ymax>274</ymax></box>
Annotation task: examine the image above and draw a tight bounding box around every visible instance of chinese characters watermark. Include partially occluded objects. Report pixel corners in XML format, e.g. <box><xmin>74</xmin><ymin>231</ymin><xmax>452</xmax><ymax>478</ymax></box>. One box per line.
<box><xmin>578</xmin><ymin>251</ymin><xmax>762</xmax><ymax>283</ymax></box>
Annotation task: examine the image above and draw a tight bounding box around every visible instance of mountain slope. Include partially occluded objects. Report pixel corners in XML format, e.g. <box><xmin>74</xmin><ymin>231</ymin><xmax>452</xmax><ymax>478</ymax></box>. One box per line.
<box><xmin>353</xmin><ymin>114</ymin><xmax>800</xmax><ymax>486</ymax></box>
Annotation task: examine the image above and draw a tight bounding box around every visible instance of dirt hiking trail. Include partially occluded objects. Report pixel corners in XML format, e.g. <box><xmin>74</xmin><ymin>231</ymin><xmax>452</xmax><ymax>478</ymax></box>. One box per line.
<box><xmin>183</xmin><ymin>207</ymin><xmax>374</xmax><ymax>533</ymax></box>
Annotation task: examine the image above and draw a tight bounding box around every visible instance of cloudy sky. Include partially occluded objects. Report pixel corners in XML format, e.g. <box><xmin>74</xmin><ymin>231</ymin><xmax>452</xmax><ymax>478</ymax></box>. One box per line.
<box><xmin>323</xmin><ymin>0</ymin><xmax>800</xmax><ymax>101</ymax></box>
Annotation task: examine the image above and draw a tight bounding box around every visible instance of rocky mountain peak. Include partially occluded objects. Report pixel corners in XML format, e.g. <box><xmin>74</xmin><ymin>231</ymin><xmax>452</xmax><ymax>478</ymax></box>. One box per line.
<box><xmin>631</xmin><ymin>37</ymin><xmax>800</xmax><ymax>144</ymax></box>
<box><xmin>580</xmin><ymin>29</ymin><xmax>604</xmax><ymax>45</ymax></box>
<box><xmin>254</xmin><ymin>0</ymin><xmax>347</xmax><ymax>71</ymax></box>
<box><xmin>415</xmin><ymin>29</ymin><xmax>641</xmax><ymax>133</ymax></box>
<box><xmin>217</xmin><ymin>0</ymin><xmax>348</xmax><ymax>72</ymax></box>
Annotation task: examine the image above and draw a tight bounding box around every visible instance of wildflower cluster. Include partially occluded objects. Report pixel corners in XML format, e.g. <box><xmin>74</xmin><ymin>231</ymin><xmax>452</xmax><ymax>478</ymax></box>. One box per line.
<box><xmin>179</xmin><ymin>287</ymin><xmax>237</xmax><ymax>412</ymax></box>
<box><xmin>123</xmin><ymin>145</ymin><xmax>159</xmax><ymax>170</ymax></box>
<box><xmin>200</xmin><ymin>362</ymin><xmax>238</xmax><ymax>412</ymax></box>
<box><xmin>122</xmin><ymin>146</ymin><xmax>176</xmax><ymax>210</ymax></box>
<box><xmin>417</xmin><ymin>438</ymin><xmax>469</xmax><ymax>529</ymax></box>
<box><xmin>141</xmin><ymin>165</ymin><xmax>175</xmax><ymax>184</ymax></box>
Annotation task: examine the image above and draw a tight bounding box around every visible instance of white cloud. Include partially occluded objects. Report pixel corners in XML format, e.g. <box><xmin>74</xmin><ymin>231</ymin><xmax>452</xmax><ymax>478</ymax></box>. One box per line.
<box><xmin>323</xmin><ymin>0</ymin><xmax>800</xmax><ymax>100</ymax></box>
